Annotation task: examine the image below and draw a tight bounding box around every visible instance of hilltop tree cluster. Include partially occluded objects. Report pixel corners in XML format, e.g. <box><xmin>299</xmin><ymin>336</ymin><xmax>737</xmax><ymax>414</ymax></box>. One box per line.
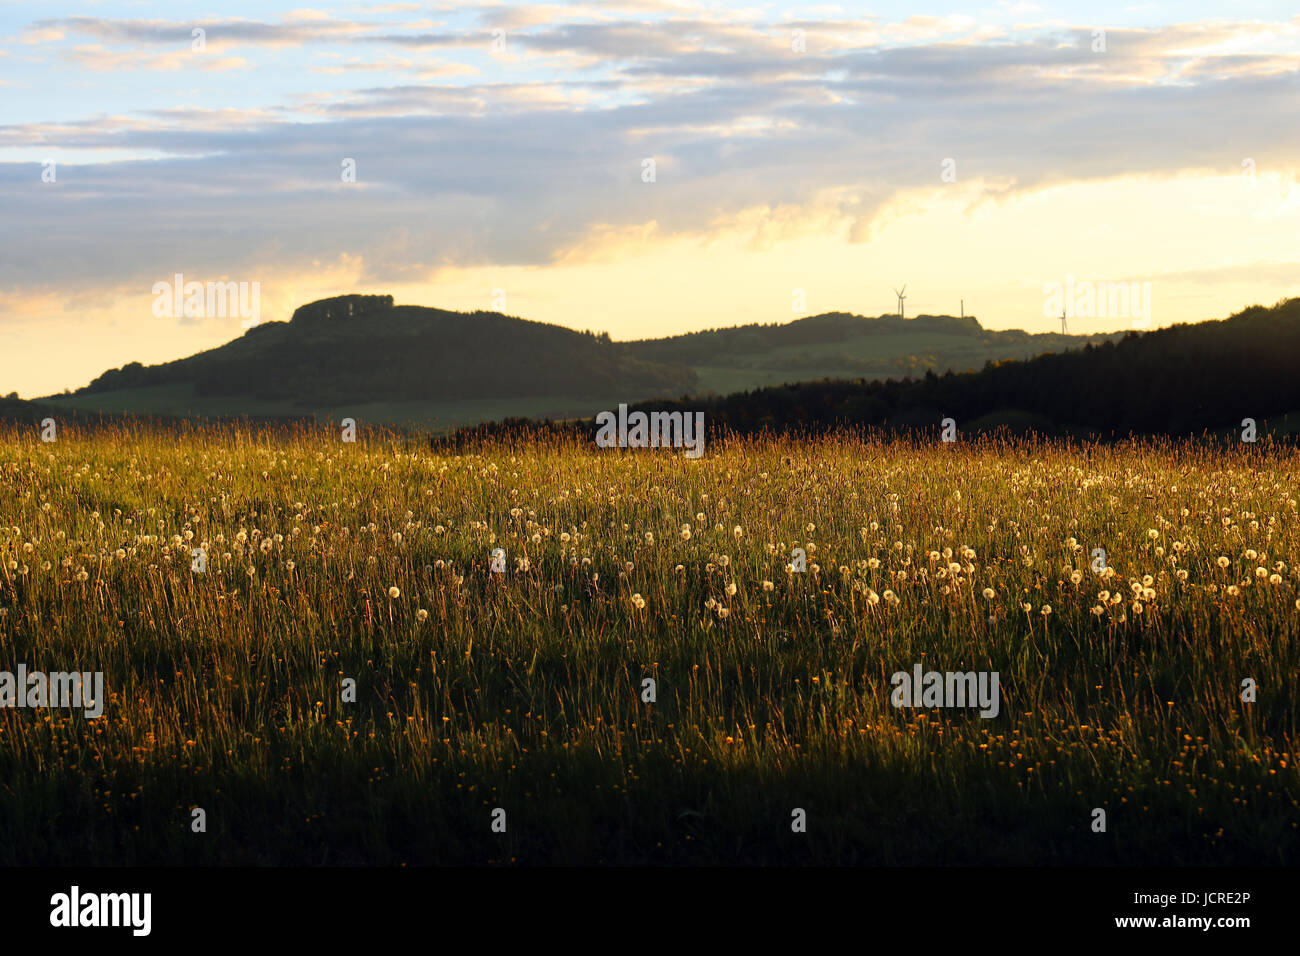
<box><xmin>290</xmin><ymin>295</ymin><xmax>395</xmax><ymax>323</ymax></box>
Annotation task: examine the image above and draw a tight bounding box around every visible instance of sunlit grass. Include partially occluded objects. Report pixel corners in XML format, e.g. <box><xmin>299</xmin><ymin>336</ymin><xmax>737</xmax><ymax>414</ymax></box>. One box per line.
<box><xmin>0</xmin><ymin>423</ymin><xmax>1295</xmax><ymax>864</ymax></box>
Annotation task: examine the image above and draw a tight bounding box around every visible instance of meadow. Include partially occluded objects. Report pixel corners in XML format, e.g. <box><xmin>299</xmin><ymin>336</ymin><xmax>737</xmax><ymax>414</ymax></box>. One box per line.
<box><xmin>0</xmin><ymin>423</ymin><xmax>1295</xmax><ymax>865</ymax></box>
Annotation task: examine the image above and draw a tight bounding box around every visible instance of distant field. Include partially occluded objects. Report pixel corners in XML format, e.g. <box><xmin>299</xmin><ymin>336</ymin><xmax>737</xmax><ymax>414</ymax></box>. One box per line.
<box><xmin>43</xmin><ymin>384</ymin><xmax>621</xmax><ymax>431</ymax></box>
<box><xmin>0</xmin><ymin>425</ymin><xmax>1295</xmax><ymax>864</ymax></box>
<box><xmin>660</xmin><ymin>325</ymin><xmax>1105</xmax><ymax>395</ymax></box>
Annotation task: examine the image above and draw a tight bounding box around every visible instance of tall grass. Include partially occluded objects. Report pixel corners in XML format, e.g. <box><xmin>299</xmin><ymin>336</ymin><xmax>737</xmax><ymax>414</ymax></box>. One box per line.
<box><xmin>0</xmin><ymin>423</ymin><xmax>1295</xmax><ymax>864</ymax></box>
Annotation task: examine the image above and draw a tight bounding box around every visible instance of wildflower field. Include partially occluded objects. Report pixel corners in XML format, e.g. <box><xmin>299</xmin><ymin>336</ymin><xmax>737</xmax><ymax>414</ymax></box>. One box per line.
<box><xmin>0</xmin><ymin>423</ymin><xmax>1295</xmax><ymax>865</ymax></box>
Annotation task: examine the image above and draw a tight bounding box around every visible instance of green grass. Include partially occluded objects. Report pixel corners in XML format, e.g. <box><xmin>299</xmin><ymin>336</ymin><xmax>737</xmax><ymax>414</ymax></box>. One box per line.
<box><xmin>688</xmin><ymin>329</ymin><xmax>1098</xmax><ymax>394</ymax></box>
<box><xmin>42</xmin><ymin>385</ymin><xmax>621</xmax><ymax>432</ymax></box>
<box><xmin>0</xmin><ymin>425</ymin><xmax>1295</xmax><ymax>864</ymax></box>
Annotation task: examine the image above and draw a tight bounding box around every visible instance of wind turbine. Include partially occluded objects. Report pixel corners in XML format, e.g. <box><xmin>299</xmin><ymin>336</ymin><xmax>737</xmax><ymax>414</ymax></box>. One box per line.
<box><xmin>1060</xmin><ymin>307</ymin><xmax>1068</xmax><ymax>335</ymax></box>
<box><xmin>893</xmin><ymin>284</ymin><xmax>907</xmax><ymax>318</ymax></box>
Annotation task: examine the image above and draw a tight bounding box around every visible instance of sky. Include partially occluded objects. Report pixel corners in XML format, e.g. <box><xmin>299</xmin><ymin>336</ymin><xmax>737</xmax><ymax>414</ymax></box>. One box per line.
<box><xmin>1</xmin><ymin>0</ymin><xmax>1298</xmax><ymax>397</ymax></box>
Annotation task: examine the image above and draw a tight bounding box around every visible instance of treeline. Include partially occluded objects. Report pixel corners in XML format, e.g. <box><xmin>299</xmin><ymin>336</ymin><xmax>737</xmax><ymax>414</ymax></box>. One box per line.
<box><xmin>0</xmin><ymin>395</ymin><xmax>312</xmax><ymax>431</ymax></box>
<box><xmin>624</xmin><ymin>313</ymin><xmax>986</xmax><ymax>364</ymax></box>
<box><xmin>667</xmin><ymin>299</ymin><xmax>1300</xmax><ymax>437</ymax></box>
<box><xmin>621</xmin><ymin>312</ymin><xmax>1118</xmax><ymax>366</ymax></box>
<box><xmin>290</xmin><ymin>294</ymin><xmax>394</xmax><ymax>323</ymax></box>
<box><xmin>439</xmin><ymin>298</ymin><xmax>1300</xmax><ymax>444</ymax></box>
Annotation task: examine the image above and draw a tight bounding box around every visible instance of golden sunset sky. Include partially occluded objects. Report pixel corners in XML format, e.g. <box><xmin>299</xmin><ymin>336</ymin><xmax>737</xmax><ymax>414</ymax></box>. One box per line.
<box><xmin>2</xmin><ymin>1</ymin><xmax>1298</xmax><ymax>396</ymax></box>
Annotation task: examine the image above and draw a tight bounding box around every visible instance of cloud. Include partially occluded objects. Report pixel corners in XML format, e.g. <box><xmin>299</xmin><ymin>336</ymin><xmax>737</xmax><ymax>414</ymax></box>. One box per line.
<box><xmin>0</xmin><ymin>6</ymin><xmax>1295</xmax><ymax>307</ymax></box>
<box><xmin>58</xmin><ymin>44</ymin><xmax>249</xmax><ymax>72</ymax></box>
<box><xmin>20</xmin><ymin>26</ymin><xmax>65</xmax><ymax>44</ymax></box>
<box><xmin>30</xmin><ymin>15</ymin><xmax>366</xmax><ymax>47</ymax></box>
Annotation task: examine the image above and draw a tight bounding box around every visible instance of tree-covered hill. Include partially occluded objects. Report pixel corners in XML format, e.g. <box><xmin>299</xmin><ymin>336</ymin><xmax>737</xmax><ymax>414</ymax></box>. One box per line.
<box><xmin>439</xmin><ymin>298</ymin><xmax>1300</xmax><ymax>443</ymax></box>
<box><xmin>75</xmin><ymin>294</ymin><xmax>696</xmax><ymax>407</ymax></box>
<box><xmin>48</xmin><ymin>294</ymin><xmax>1125</xmax><ymax>427</ymax></box>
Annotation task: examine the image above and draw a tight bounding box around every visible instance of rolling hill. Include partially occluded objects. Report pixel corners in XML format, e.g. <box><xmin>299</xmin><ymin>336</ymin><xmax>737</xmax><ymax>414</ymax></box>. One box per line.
<box><xmin>625</xmin><ymin>311</ymin><xmax>1118</xmax><ymax>394</ymax></box>
<box><xmin>441</xmin><ymin>297</ymin><xmax>1300</xmax><ymax>443</ymax></box>
<box><xmin>41</xmin><ymin>293</ymin><xmax>1125</xmax><ymax>429</ymax></box>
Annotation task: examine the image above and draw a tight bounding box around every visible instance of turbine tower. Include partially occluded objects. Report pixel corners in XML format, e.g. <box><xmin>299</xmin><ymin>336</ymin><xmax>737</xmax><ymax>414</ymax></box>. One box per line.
<box><xmin>1060</xmin><ymin>307</ymin><xmax>1068</xmax><ymax>335</ymax></box>
<box><xmin>894</xmin><ymin>284</ymin><xmax>907</xmax><ymax>319</ymax></box>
